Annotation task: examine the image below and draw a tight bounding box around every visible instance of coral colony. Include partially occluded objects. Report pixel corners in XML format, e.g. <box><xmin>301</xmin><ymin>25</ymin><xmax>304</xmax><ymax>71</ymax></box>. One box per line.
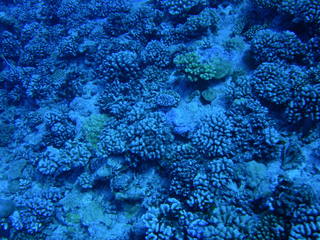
<box><xmin>0</xmin><ymin>0</ymin><xmax>320</xmax><ymax>239</ymax></box>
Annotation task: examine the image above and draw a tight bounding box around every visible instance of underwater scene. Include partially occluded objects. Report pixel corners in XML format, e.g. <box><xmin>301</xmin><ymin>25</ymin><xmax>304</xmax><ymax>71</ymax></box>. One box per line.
<box><xmin>1</xmin><ymin>0</ymin><xmax>320</xmax><ymax>239</ymax></box>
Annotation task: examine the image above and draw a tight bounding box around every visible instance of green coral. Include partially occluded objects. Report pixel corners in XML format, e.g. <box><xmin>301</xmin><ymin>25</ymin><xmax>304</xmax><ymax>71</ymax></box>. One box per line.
<box><xmin>174</xmin><ymin>52</ymin><xmax>213</xmax><ymax>82</ymax></box>
<box><xmin>81</xmin><ymin>114</ymin><xmax>110</xmax><ymax>148</ymax></box>
<box><xmin>174</xmin><ymin>52</ymin><xmax>232</xmax><ymax>82</ymax></box>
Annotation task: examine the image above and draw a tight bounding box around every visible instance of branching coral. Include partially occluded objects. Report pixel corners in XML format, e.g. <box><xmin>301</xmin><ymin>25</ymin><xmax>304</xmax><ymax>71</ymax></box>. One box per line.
<box><xmin>161</xmin><ymin>0</ymin><xmax>207</xmax><ymax>17</ymax></box>
<box><xmin>251</xmin><ymin>29</ymin><xmax>306</xmax><ymax>64</ymax></box>
<box><xmin>97</xmin><ymin>50</ymin><xmax>141</xmax><ymax>82</ymax></box>
<box><xmin>174</xmin><ymin>52</ymin><xmax>231</xmax><ymax>82</ymax></box>
<box><xmin>250</xmin><ymin>62</ymin><xmax>306</xmax><ymax>106</ymax></box>
<box><xmin>192</xmin><ymin>113</ymin><xmax>235</xmax><ymax>158</ymax></box>
<box><xmin>253</xmin><ymin>0</ymin><xmax>320</xmax><ymax>27</ymax></box>
<box><xmin>289</xmin><ymin>204</ymin><xmax>320</xmax><ymax>240</ymax></box>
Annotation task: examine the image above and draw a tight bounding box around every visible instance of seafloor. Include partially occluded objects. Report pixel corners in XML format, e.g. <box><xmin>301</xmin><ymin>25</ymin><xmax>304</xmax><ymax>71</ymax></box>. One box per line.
<box><xmin>0</xmin><ymin>0</ymin><xmax>320</xmax><ymax>239</ymax></box>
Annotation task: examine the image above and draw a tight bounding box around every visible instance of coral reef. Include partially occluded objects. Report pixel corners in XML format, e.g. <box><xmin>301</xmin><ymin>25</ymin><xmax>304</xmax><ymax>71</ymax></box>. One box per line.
<box><xmin>192</xmin><ymin>113</ymin><xmax>235</xmax><ymax>158</ymax></box>
<box><xmin>161</xmin><ymin>0</ymin><xmax>207</xmax><ymax>17</ymax></box>
<box><xmin>251</xmin><ymin>29</ymin><xmax>306</xmax><ymax>64</ymax></box>
<box><xmin>174</xmin><ymin>52</ymin><xmax>231</xmax><ymax>82</ymax></box>
<box><xmin>0</xmin><ymin>0</ymin><xmax>320</xmax><ymax>239</ymax></box>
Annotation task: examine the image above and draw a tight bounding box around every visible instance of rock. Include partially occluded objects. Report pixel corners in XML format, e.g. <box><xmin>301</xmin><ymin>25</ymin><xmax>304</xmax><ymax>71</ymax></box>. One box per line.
<box><xmin>0</xmin><ymin>199</ymin><xmax>15</xmax><ymax>218</ymax></box>
<box><xmin>201</xmin><ymin>87</ymin><xmax>217</xmax><ymax>102</ymax></box>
